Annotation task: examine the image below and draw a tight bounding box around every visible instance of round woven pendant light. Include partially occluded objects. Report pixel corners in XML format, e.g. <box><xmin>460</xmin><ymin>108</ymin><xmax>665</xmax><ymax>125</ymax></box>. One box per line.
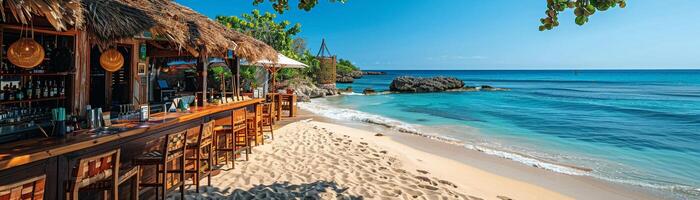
<box><xmin>99</xmin><ymin>48</ymin><xmax>124</xmax><ymax>72</ymax></box>
<box><xmin>7</xmin><ymin>38</ymin><xmax>45</xmax><ymax>69</ymax></box>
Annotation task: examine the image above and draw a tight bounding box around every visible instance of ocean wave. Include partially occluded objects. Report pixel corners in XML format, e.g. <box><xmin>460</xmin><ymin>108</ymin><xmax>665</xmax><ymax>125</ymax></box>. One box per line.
<box><xmin>297</xmin><ymin>101</ymin><xmax>461</xmax><ymax>144</ymax></box>
<box><xmin>298</xmin><ymin>99</ymin><xmax>700</xmax><ymax>199</ymax></box>
<box><xmin>298</xmin><ymin>100</ymin><xmax>592</xmax><ymax>176</ymax></box>
<box><xmin>463</xmin><ymin>144</ymin><xmax>591</xmax><ymax>176</ymax></box>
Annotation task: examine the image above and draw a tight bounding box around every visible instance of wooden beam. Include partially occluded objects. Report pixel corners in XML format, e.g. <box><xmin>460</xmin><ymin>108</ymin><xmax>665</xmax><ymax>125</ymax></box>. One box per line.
<box><xmin>146</xmin><ymin>48</ymin><xmax>192</xmax><ymax>58</ymax></box>
<box><xmin>0</xmin><ymin>24</ymin><xmax>77</xmax><ymax>36</ymax></box>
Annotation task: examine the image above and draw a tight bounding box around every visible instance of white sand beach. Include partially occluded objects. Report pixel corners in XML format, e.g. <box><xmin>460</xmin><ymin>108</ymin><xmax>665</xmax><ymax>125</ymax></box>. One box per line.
<box><xmin>175</xmin><ymin>111</ymin><xmax>661</xmax><ymax>200</ymax></box>
<box><xmin>171</xmin><ymin>118</ymin><xmax>585</xmax><ymax>199</ymax></box>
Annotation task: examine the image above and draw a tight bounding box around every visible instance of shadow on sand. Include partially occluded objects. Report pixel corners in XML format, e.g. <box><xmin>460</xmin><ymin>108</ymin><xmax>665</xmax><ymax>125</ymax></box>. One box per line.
<box><xmin>179</xmin><ymin>180</ymin><xmax>363</xmax><ymax>200</ymax></box>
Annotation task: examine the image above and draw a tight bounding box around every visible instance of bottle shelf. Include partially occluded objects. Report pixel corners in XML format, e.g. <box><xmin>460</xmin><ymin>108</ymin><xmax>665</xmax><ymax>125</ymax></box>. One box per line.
<box><xmin>0</xmin><ymin>96</ymin><xmax>66</xmax><ymax>105</ymax></box>
<box><xmin>0</xmin><ymin>72</ymin><xmax>72</xmax><ymax>76</ymax></box>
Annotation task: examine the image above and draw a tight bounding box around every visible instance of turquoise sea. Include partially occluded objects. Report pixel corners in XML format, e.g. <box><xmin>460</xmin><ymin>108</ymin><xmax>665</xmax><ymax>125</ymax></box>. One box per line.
<box><xmin>299</xmin><ymin>70</ymin><xmax>700</xmax><ymax>199</ymax></box>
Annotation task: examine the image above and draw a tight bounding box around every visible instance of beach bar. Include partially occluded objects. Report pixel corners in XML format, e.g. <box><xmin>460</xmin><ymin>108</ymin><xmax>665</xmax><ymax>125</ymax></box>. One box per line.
<box><xmin>0</xmin><ymin>1</ymin><xmax>284</xmax><ymax>199</ymax></box>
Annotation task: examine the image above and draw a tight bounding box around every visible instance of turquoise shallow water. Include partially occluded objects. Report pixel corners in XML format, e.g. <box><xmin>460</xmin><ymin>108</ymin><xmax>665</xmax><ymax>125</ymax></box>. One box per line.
<box><xmin>305</xmin><ymin>70</ymin><xmax>700</xmax><ymax>199</ymax></box>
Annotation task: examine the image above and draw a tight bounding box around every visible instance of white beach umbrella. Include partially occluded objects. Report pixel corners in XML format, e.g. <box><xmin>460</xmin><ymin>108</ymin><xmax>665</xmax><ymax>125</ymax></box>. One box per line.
<box><xmin>243</xmin><ymin>53</ymin><xmax>308</xmax><ymax>68</ymax></box>
<box><xmin>242</xmin><ymin>53</ymin><xmax>308</xmax><ymax>93</ymax></box>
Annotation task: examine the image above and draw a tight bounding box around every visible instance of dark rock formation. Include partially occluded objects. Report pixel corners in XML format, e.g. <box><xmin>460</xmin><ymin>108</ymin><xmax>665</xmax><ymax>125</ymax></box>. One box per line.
<box><xmin>362</xmin><ymin>88</ymin><xmax>377</xmax><ymax>95</ymax></box>
<box><xmin>336</xmin><ymin>70</ymin><xmax>362</xmax><ymax>83</ymax></box>
<box><xmin>283</xmin><ymin>78</ymin><xmax>339</xmax><ymax>102</ymax></box>
<box><xmin>338</xmin><ymin>86</ymin><xmax>353</xmax><ymax>93</ymax></box>
<box><xmin>348</xmin><ymin>70</ymin><xmax>363</xmax><ymax>79</ymax></box>
<box><xmin>336</xmin><ymin>75</ymin><xmax>354</xmax><ymax>83</ymax></box>
<box><xmin>363</xmin><ymin>71</ymin><xmax>386</xmax><ymax>75</ymax></box>
<box><xmin>389</xmin><ymin>76</ymin><xmax>465</xmax><ymax>93</ymax></box>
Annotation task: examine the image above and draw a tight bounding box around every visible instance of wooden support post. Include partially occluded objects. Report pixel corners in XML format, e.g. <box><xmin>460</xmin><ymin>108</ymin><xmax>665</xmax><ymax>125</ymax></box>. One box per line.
<box><xmin>234</xmin><ymin>55</ymin><xmax>241</xmax><ymax>101</ymax></box>
<box><xmin>200</xmin><ymin>50</ymin><xmax>209</xmax><ymax>106</ymax></box>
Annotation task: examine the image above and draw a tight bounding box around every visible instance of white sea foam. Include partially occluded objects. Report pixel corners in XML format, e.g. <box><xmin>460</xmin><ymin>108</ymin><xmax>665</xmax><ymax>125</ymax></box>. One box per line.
<box><xmin>341</xmin><ymin>92</ymin><xmax>364</xmax><ymax>96</ymax></box>
<box><xmin>463</xmin><ymin>144</ymin><xmax>589</xmax><ymax>176</ymax></box>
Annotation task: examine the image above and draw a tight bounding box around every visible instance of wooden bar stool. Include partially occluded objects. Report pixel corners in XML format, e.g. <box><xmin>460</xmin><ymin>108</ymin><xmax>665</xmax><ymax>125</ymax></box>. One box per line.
<box><xmin>65</xmin><ymin>149</ymin><xmax>140</xmax><ymax>200</ymax></box>
<box><xmin>246</xmin><ymin>104</ymin><xmax>263</xmax><ymax>146</ymax></box>
<box><xmin>263</xmin><ymin>93</ymin><xmax>282</xmax><ymax>124</ymax></box>
<box><xmin>185</xmin><ymin>120</ymin><xmax>214</xmax><ymax>193</ymax></box>
<box><xmin>0</xmin><ymin>175</ymin><xmax>46</xmax><ymax>200</ymax></box>
<box><xmin>133</xmin><ymin>131</ymin><xmax>186</xmax><ymax>200</ymax></box>
<box><xmin>262</xmin><ymin>102</ymin><xmax>275</xmax><ymax>141</ymax></box>
<box><xmin>280</xmin><ymin>95</ymin><xmax>293</xmax><ymax>117</ymax></box>
<box><xmin>214</xmin><ymin>108</ymin><xmax>249</xmax><ymax>168</ymax></box>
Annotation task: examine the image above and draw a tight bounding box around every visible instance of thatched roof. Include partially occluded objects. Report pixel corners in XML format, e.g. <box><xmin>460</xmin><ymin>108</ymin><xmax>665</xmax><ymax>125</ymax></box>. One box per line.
<box><xmin>1</xmin><ymin>0</ymin><xmax>277</xmax><ymax>62</ymax></box>
<box><xmin>1</xmin><ymin>0</ymin><xmax>154</xmax><ymax>43</ymax></box>
<box><xmin>122</xmin><ymin>0</ymin><xmax>276</xmax><ymax>61</ymax></box>
<box><xmin>172</xmin><ymin>2</ymin><xmax>277</xmax><ymax>62</ymax></box>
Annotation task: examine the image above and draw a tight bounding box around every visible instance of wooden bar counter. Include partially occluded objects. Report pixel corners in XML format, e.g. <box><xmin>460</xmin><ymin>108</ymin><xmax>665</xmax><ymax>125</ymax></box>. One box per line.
<box><xmin>0</xmin><ymin>98</ymin><xmax>263</xmax><ymax>199</ymax></box>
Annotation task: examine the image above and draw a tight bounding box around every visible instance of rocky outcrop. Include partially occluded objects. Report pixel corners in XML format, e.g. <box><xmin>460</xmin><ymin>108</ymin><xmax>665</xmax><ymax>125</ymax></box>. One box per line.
<box><xmin>362</xmin><ymin>88</ymin><xmax>377</xmax><ymax>95</ymax></box>
<box><xmin>348</xmin><ymin>70</ymin><xmax>363</xmax><ymax>79</ymax></box>
<box><xmin>389</xmin><ymin>76</ymin><xmax>465</xmax><ymax>93</ymax></box>
<box><xmin>336</xmin><ymin>70</ymin><xmax>362</xmax><ymax>83</ymax></box>
<box><xmin>282</xmin><ymin>78</ymin><xmax>339</xmax><ymax>102</ymax></box>
<box><xmin>336</xmin><ymin>75</ymin><xmax>354</xmax><ymax>83</ymax></box>
<box><xmin>363</xmin><ymin>71</ymin><xmax>386</xmax><ymax>75</ymax></box>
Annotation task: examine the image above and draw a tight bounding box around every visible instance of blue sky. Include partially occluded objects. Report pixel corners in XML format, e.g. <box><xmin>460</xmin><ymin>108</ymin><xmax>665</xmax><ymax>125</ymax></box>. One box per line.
<box><xmin>177</xmin><ymin>0</ymin><xmax>700</xmax><ymax>70</ymax></box>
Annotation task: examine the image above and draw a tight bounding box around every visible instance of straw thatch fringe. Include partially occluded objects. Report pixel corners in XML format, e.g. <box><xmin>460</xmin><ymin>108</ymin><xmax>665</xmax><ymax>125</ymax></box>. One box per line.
<box><xmin>1</xmin><ymin>0</ymin><xmax>277</xmax><ymax>62</ymax></box>
<box><xmin>0</xmin><ymin>0</ymin><xmax>83</xmax><ymax>31</ymax></box>
<box><xmin>83</xmin><ymin>0</ymin><xmax>155</xmax><ymax>44</ymax></box>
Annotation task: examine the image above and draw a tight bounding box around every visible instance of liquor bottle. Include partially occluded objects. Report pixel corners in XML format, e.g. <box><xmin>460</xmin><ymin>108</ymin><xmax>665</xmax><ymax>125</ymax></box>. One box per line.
<box><xmin>59</xmin><ymin>80</ymin><xmax>65</xmax><ymax>96</ymax></box>
<box><xmin>7</xmin><ymin>83</ymin><xmax>15</xmax><ymax>101</ymax></box>
<box><xmin>26</xmin><ymin>81</ymin><xmax>33</xmax><ymax>100</ymax></box>
<box><xmin>0</xmin><ymin>84</ymin><xmax>5</xmax><ymax>101</ymax></box>
<box><xmin>43</xmin><ymin>81</ymin><xmax>49</xmax><ymax>98</ymax></box>
<box><xmin>34</xmin><ymin>80</ymin><xmax>41</xmax><ymax>99</ymax></box>
<box><xmin>51</xmin><ymin>81</ymin><xmax>57</xmax><ymax>97</ymax></box>
<box><xmin>16</xmin><ymin>82</ymin><xmax>23</xmax><ymax>100</ymax></box>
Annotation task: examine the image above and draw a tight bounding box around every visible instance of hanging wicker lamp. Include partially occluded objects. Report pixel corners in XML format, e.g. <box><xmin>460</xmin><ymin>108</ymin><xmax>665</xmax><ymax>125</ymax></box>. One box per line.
<box><xmin>99</xmin><ymin>48</ymin><xmax>124</xmax><ymax>72</ymax></box>
<box><xmin>7</xmin><ymin>38</ymin><xmax>45</xmax><ymax>69</ymax></box>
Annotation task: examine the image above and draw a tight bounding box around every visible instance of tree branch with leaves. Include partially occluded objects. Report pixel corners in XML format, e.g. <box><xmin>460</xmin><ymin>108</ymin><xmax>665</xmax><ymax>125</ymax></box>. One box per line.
<box><xmin>539</xmin><ymin>0</ymin><xmax>626</xmax><ymax>31</ymax></box>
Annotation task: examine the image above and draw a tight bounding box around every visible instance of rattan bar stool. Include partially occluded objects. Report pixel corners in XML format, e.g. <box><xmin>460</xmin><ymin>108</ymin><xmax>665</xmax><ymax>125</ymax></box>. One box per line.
<box><xmin>262</xmin><ymin>102</ymin><xmax>275</xmax><ymax>141</ymax></box>
<box><xmin>214</xmin><ymin>108</ymin><xmax>249</xmax><ymax>168</ymax></box>
<box><xmin>185</xmin><ymin>120</ymin><xmax>215</xmax><ymax>193</ymax></box>
<box><xmin>0</xmin><ymin>175</ymin><xmax>46</xmax><ymax>200</ymax></box>
<box><xmin>132</xmin><ymin>131</ymin><xmax>186</xmax><ymax>200</ymax></box>
<box><xmin>65</xmin><ymin>149</ymin><xmax>140</xmax><ymax>200</ymax></box>
<box><xmin>246</xmin><ymin>104</ymin><xmax>263</xmax><ymax>146</ymax></box>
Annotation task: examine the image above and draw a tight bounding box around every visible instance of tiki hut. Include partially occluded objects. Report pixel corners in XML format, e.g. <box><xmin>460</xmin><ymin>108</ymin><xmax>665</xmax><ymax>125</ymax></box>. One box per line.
<box><xmin>1</xmin><ymin>0</ymin><xmax>278</xmax><ymax>61</ymax></box>
<box><xmin>1</xmin><ymin>0</ymin><xmax>155</xmax><ymax>45</ymax></box>
<box><xmin>118</xmin><ymin>0</ymin><xmax>277</xmax><ymax>61</ymax></box>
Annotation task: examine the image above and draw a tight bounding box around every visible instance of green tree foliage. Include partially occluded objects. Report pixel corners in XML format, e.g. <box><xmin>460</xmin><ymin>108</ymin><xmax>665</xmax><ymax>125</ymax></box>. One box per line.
<box><xmin>540</xmin><ymin>0</ymin><xmax>626</xmax><ymax>31</ymax></box>
<box><xmin>216</xmin><ymin>10</ymin><xmax>301</xmax><ymax>54</ymax></box>
<box><xmin>208</xmin><ymin>65</ymin><xmax>232</xmax><ymax>88</ymax></box>
<box><xmin>217</xmin><ymin>10</ymin><xmax>335</xmax><ymax>83</ymax></box>
<box><xmin>291</xmin><ymin>37</ymin><xmax>307</xmax><ymax>56</ymax></box>
<box><xmin>245</xmin><ymin>0</ymin><xmax>625</xmax><ymax>31</ymax></box>
<box><xmin>336</xmin><ymin>58</ymin><xmax>358</xmax><ymax>75</ymax></box>
<box><xmin>252</xmin><ymin>0</ymin><xmax>347</xmax><ymax>14</ymax></box>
